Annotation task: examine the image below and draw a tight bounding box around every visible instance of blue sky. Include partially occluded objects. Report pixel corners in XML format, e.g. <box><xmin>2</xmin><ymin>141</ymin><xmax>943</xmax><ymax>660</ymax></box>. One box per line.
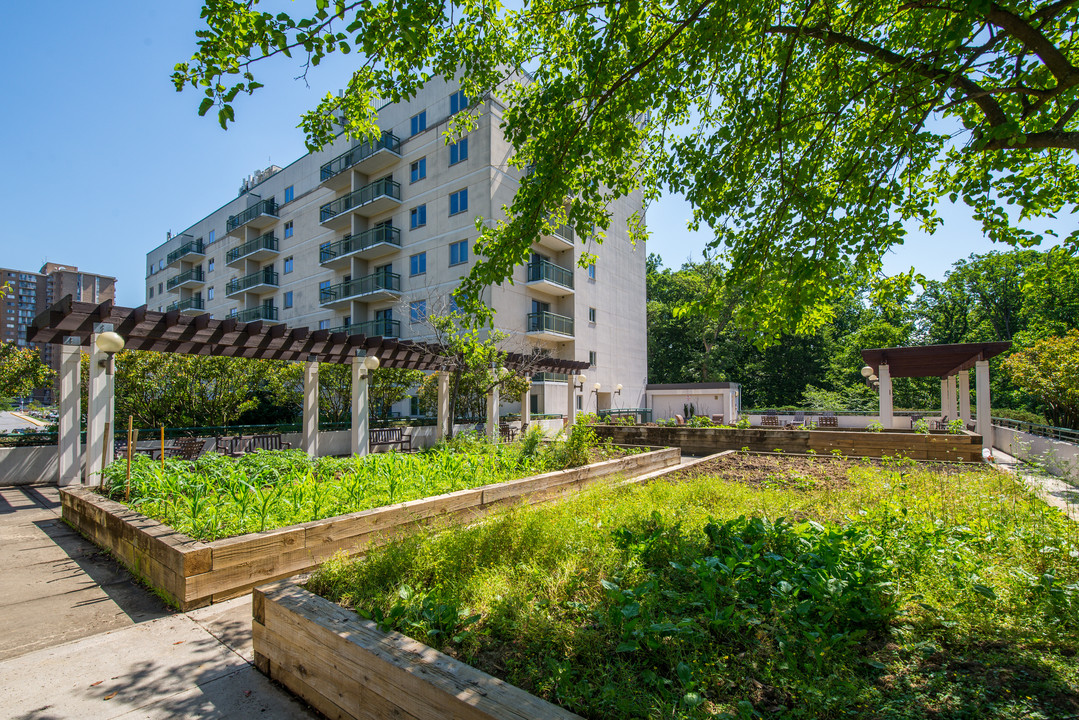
<box><xmin>0</xmin><ymin>1</ymin><xmax>1045</xmax><ymax>309</ymax></box>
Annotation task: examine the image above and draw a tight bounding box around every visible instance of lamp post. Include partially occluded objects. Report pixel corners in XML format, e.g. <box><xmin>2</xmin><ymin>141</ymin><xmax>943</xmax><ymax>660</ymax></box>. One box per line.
<box><xmin>88</xmin><ymin>326</ymin><xmax>124</xmax><ymax>484</ymax></box>
<box><xmin>567</xmin><ymin>374</ymin><xmax>586</xmax><ymax>427</ymax></box>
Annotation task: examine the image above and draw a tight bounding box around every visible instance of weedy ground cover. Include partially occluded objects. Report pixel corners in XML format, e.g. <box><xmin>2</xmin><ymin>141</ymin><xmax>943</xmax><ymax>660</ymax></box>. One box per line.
<box><xmin>308</xmin><ymin>454</ymin><xmax>1079</xmax><ymax>720</ymax></box>
<box><xmin>98</xmin><ymin>426</ymin><xmax>622</xmax><ymax>541</ymax></box>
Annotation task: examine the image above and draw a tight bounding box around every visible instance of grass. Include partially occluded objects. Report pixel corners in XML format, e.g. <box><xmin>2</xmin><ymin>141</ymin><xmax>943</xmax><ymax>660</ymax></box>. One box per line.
<box><xmin>97</xmin><ymin>425</ymin><xmax>622</xmax><ymax>541</ymax></box>
<box><xmin>307</xmin><ymin>454</ymin><xmax>1079</xmax><ymax>719</ymax></box>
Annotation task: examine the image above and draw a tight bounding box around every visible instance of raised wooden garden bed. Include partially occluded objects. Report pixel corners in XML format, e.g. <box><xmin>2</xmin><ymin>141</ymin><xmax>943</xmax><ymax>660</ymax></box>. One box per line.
<box><xmin>593</xmin><ymin>426</ymin><xmax>983</xmax><ymax>462</ymax></box>
<box><xmin>61</xmin><ymin>447</ymin><xmax>680</xmax><ymax>610</ymax></box>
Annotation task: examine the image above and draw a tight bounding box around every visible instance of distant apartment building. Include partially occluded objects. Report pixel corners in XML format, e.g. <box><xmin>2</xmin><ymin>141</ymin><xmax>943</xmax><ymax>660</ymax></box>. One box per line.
<box><xmin>145</xmin><ymin>76</ymin><xmax>647</xmax><ymax>417</ymax></box>
<box><xmin>2</xmin><ymin>263</ymin><xmax>116</xmax><ymax>402</ymax></box>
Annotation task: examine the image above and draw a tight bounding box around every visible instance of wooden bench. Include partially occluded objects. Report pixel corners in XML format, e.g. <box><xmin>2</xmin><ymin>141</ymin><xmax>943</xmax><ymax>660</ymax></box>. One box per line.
<box><xmin>370</xmin><ymin>427</ymin><xmax>413</xmax><ymax>453</ymax></box>
<box><xmin>817</xmin><ymin>415</ymin><xmax>839</xmax><ymax>428</ymax></box>
<box><xmin>499</xmin><ymin>423</ymin><xmax>517</xmax><ymax>442</ymax></box>
<box><xmin>215</xmin><ymin>433</ymin><xmax>292</xmax><ymax>457</ymax></box>
<box><xmin>761</xmin><ymin>415</ymin><xmax>780</xmax><ymax>427</ymax></box>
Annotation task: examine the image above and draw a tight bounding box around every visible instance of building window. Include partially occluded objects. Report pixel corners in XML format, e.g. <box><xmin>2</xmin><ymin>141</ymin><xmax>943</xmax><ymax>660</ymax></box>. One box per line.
<box><xmin>449</xmin><ymin>137</ymin><xmax>468</xmax><ymax>165</ymax></box>
<box><xmin>588</xmin><ymin>263</ymin><xmax>596</xmax><ymax>279</ymax></box>
<box><xmin>148</xmin><ymin>287</ymin><xmax>154</xmax><ymax>299</ymax></box>
<box><xmin>207</xmin><ymin>287</ymin><xmax>215</xmax><ymax>300</ymax></box>
<box><xmin>284</xmin><ymin>185</ymin><xmax>294</xmax><ymax>203</ymax></box>
<box><xmin>158</xmin><ymin>260</ymin><xmax>165</xmax><ymax>271</ymax></box>
<box><xmin>449</xmin><ymin>189</ymin><xmax>468</xmax><ymax>216</ymax></box>
<box><xmin>410</xmin><ymin>252</ymin><xmax>427</xmax><ymax>276</ymax></box>
<box><xmin>284</xmin><ymin>291</ymin><xmax>293</xmax><ymax>309</ymax></box>
<box><xmin>410</xmin><ymin>205</ymin><xmax>427</xmax><ymax>229</ymax></box>
<box><xmin>410</xmin><ymin>158</ymin><xmax>426</xmax><ymax>183</ymax></box>
<box><xmin>588</xmin><ymin>307</ymin><xmax>596</xmax><ymax>322</ymax></box>
<box><xmin>589</xmin><ymin>351</ymin><xmax>597</xmax><ymax>366</ymax></box>
<box><xmin>450</xmin><ymin>89</ymin><xmax>470</xmax><ymax>114</ymax></box>
<box><xmin>207</xmin><ymin>258</ymin><xmax>215</xmax><ymax>273</ymax></box>
<box><xmin>319</xmin><ymin>280</ymin><xmax>331</xmax><ymax>297</ymax></box>
<box><xmin>158</xmin><ymin>283</ymin><xmax>163</xmax><ymax>294</ymax></box>
<box><xmin>410</xmin><ymin>300</ymin><xmax>427</xmax><ymax>324</ymax></box>
<box><xmin>208</xmin><ymin>229</ymin><xmax>215</xmax><ymax>244</ymax></box>
<box><xmin>576</xmin><ymin>396</ymin><xmax>583</xmax><ymax>410</ymax></box>
<box><xmin>410</xmin><ymin>110</ymin><xmax>427</xmax><ymax>136</ymax></box>
<box><xmin>319</xmin><ymin>320</ymin><xmax>329</xmax><ymax>330</ymax></box>
<box><xmin>284</xmin><ymin>220</ymin><xmax>294</xmax><ymax>239</ymax></box>
<box><xmin>284</xmin><ymin>256</ymin><xmax>294</xmax><ymax>274</ymax></box>
<box><xmin>449</xmin><ymin>240</ymin><xmax>468</xmax><ymax>266</ymax></box>
<box><xmin>448</xmin><ymin>293</ymin><xmax>459</xmax><ymax>313</ymax></box>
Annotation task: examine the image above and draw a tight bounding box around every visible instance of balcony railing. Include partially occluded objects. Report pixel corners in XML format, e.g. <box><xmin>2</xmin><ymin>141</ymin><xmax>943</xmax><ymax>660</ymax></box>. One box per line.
<box><xmin>226</xmin><ymin>268</ymin><xmax>279</xmax><ymax>295</ymax></box>
<box><xmin>226</xmin><ymin>198</ymin><xmax>278</xmax><ymax>232</ymax></box>
<box><xmin>319</xmin><ymin>225</ymin><xmax>401</xmax><ymax>263</ymax></box>
<box><xmin>552</xmin><ymin>224</ymin><xmax>574</xmax><ymax>242</ymax></box>
<box><xmin>319</xmin><ymin>178</ymin><xmax>401</xmax><ymax>223</ymax></box>
<box><xmin>320</xmin><ymin>131</ymin><xmax>402</xmax><ymax>181</ymax></box>
<box><xmin>166</xmin><ymin>239</ymin><xmax>205</xmax><ymax>265</ymax></box>
<box><xmin>527</xmin><ymin>259</ymin><xmax>574</xmax><ymax>289</ymax></box>
<box><xmin>531</xmin><ymin>372</ymin><xmax>568</xmax><ymax>383</ymax></box>
<box><xmin>319</xmin><ymin>272</ymin><xmax>401</xmax><ymax>304</ymax></box>
<box><xmin>328</xmin><ymin>319</ymin><xmax>401</xmax><ymax>338</ymax></box>
<box><xmin>527</xmin><ymin>311</ymin><xmax>574</xmax><ymax>336</ymax></box>
<box><xmin>165</xmin><ymin>297</ymin><xmax>205</xmax><ymax>313</ymax></box>
<box><xmin>235</xmin><ymin>305</ymin><xmax>279</xmax><ymax>323</ymax></box>
<box><xmin>226</xmin><ymin>232</ymin><xmax>278</xmax><ymax>263</ymax></box>
<box><xmin>166</xmin><ymin>267</ymin><xmax>205</xmax><ymax>290</ymax></box>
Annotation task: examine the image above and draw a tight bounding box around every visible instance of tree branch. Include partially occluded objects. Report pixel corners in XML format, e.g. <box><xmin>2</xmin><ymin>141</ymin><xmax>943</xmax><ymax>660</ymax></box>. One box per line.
<box><xmin>981</xmin><ymin>129</ymin><xmax>1079</xmax><ymax>150</ymax></box>
<box><xmin>986</xmin><ymin>3</ymin><xmax>1079</xmax><ymax>87</ymax></box>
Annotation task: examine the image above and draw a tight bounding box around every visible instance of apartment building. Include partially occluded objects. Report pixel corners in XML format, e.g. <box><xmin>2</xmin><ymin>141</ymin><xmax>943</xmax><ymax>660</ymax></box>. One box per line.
<box><xmin>145</xmin><ymin>77</ymin><xmax>647</xmax><ymax>416</ymax></box>
<box><xmin>2</xmin><ymin>263</ymin><xmax>116</xmax><ymax>402</ymax></box>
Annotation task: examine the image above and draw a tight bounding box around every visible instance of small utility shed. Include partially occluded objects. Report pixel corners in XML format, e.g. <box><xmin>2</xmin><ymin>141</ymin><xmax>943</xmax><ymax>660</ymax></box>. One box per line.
<box><xmin>861</xmin><ymin>342</ymin><xmax>1011</xmax><ymax>451</ymax></box>
<box><xmin>646</xmin><ymin>382</ymin><xmax>741</xmax><ymax>422</ymax></box>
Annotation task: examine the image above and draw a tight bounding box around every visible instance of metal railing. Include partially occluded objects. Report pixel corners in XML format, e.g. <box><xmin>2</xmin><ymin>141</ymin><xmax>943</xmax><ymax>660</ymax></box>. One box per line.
<box><xmin>166</xmin><ymin>239</ymin><xmax>205</xmax><ymax>265</ymax></box>
<box><xmin>166</xmin><ymin>267</ymin><xmax>204</xmax><ymax>290</ymax></box>
<box><xmin>531</xmin><ymin>372</ymin><xmax>568</xmax><ymax>383</ymax></box>
<box><xmin>226</xmin><ymin>232</ymin><xmax>278</xmax><ymax>263</ymax></box>
<box><xmin>319</xmin><ymin>178</ymin><xmax>401</xmax><ymax>223</ymax></box>
<box><xmin>329</xmin><ymin>319</ymin><xmax>401</xmax><ymax>338</ymax></box>
<box><xmin>319</xmin><ymin>225</ymin><xmax>400</xmax><ymax>263</ymax></box>
<box><xmin>227</xmin><ymin>198</ymin><xmax>278</xmax><ymax>232</ymax></box>
<box><xmin>597</xmin><ymin>408</ymin><xmax>653</xmax><ymax>424</ymax></box>
<box><xmin>527</xmin><ymin>311</ymin><xmax>574</xmax><ymax>336</ymax></box>
<box><xmin>527</xmin><ymin>259</ymin><xmax>574</xmax><ymax>289</ymax></box>
<box><xmin>234</xmin><ymin>304</ymin><xmax>279</xmax><ymax>323</ymax></box>
<box><xmin>320</xmin><ymin>131</ymin><xmax>402</xmax><ymax>181</ymax></box>
<box><xmin>165</xmin><ymin>297</ymin><xmax>205</xmax><ymax>313</ymax></box>
<box><xmin>227</xmin><ymin>268</ymin><xmax>279</xmax><ymax>295</ymax></box>
<box><xmin>992</xmin><ymin>416</ymin><xmax>1079</xmax><ymax>444</ymax></box>
<box><xmin>320</xmin><ymin>271</ymin><xmax>401</xmax><ymax>304</ymax></box>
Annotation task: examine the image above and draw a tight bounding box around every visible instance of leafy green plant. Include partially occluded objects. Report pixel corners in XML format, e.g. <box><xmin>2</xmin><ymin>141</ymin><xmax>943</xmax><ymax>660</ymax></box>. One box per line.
<box><xmin>913</xmin><ymin>418</ymin><xmax>930</xmax><ymax>434</ymax></box>
<box><xmin>947</xmin><ymin>418</ymin><xmax>966</xmax><ymax>434</ymax></box>
<box><xmin>866</xmin><ymin>421</ymin><xmax>884</xmax><ymax>433</ymax></box>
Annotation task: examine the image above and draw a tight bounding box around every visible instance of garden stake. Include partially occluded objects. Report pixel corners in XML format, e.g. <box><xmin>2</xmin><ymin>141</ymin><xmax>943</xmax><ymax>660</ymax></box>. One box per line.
<box><xmin>160</xmin><ymin>426</ymin><xmax>165</xmax><ymax>476</ymax></box>
<box><xmin>125</xmin><ymin>415</ymin><xmax>133</xmax><ymax>502</ymax></box>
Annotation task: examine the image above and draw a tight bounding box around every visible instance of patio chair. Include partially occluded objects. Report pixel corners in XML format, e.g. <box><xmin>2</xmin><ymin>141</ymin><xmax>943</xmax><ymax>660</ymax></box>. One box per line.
<box><xmin>818</xmin><ymin>411</ymin><xmax>838</xmax><ymax>428</ymax></box>
<box><xmin>674</xmin><ymin>414</ymin><xmax>686</xmax><ymax>425</ymax></box>
<box><xmin>761</xmin><ymin>415</ymin><xmax>780</xmax><ymax>427</ymax></box>
<box><xmin>710</xmin><ymin>414</ymin><xmax>724</xmax><ymax>425</ymax></box>
<box><xmin>786</xmin><ymin>411</ymin><xmax>805</xmax><ymax>429</ymax></box>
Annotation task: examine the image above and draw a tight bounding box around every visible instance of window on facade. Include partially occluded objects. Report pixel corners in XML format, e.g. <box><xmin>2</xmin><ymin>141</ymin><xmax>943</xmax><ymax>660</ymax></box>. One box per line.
<box><xmin>449</xmin><ymin>189</ymin><xmax>468</xmax><ymax>215</ymax></box>
<box><xmin>208</xmin><ymin>229</ymin><xmax>215</xmax><ymax>244</ymax></box>
<box><xmin>207</xmin><ymin>258</ymin><xmax>214</xmax><ymax>273</ymax></box>
<box><xmin>576</xmin><ymin>396</ymin><xmax>583</xmax><ymax>410</ymax></box>
<box><xmin>284</xmin><ymin>256</ymin><xmax>294</xmax><ymax>274</ymax></box>
<box><xmin>449</xmin><ymin>240</ymin><xmax>468</xmax><ymax>266</ymax></box>
<box><xmin>410</xmin><ymin>111</ymin><xmax>427</xmax><ymax>136</ymax></box>
<box><xmin>319</xmin><ymin>320</ymin><xmax>329</xmax><ymax>330</ymax></box>
<box><xmin>284</xmin><ymin>185</ymin><xmax>294</xmax><ymax>203</ymax></box>
<box><xmin>588</xmin><ymin>263</ymin><xmax>596</xmax><ymax>279</ymax></box>
<box><xmin>449</xmin><ymin>137</ymin><xmax>469</xmax><ymax>165</ymax></box>
<box><xmin>284</xmin><ymin>220</ymin><xmax>294</xmax><ymax>239</ymax></box>
<box><xmin>284</xmin><ymin>291</ymin><xmax>293</xmax><ymax>309</ymax></box>
<box><xmin>410</xmin><ymin>205</ymin><xmax>427</xmax><ymax>229</ymax></box>
<box><xmin>207</xmin><ymin>287</ymin><xmax>215</xmax><ymax>300</ymax></box>
<box><xmin>410</xmin><ymin>252</ymin><xmax>427</xmax><ymax>276</ymax></box>
<box><xmin>148</xmin><ymin>287</ymin><xmax>154</xmax><ymax>298</ymax></box>
<box><xmin>449</xmin><ymin>89</ymin><xmax>470</xmax><ymax>114</ymax></box>
<box><xmin>319</xmin><ymin>280</ymin><xmax>331</xmax><ymax>299</ymax></box>
<box><xmin>588</xmin><ymin>307</ymin><xmax>596</xmax><ymax>322</ymax></box>
<box><xmin>410</xmin><ymin>158</ymin><xmax>426</xmax><ymax>183</ymax></box>
<box><xmin>158</xmin><ymin>283</ymin><xmax>163</xmax><ymax>294</ymax></box>
<box><xmin>410</xmin><ymin>300</ymin><xmax>427</xmax><ymax>323</ymax></box>
<box><xmin>159</xmin><ymin>260</ymin><xmax>165</xmax><ymax>271</ymax></box>
<box><xmin>589</xmin><ymin>351</ymin><xmax>597</xmax><ymax>366</ymax></box>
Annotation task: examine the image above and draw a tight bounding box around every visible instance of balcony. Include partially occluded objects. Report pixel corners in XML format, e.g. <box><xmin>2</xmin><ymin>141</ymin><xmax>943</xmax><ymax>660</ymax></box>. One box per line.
<box><xmin>319</xmin><ymin>178</ymin><xmax>401</xmax><ymax>230</ymax></box>
<box><xmin>166</xmin><ymin>267</ymin><xmax>205</xmax><ymax>291</ymax></box>
<box><xmin>527</xmin><ymin>259</ymin><xmax>574</xmax><ymax>297</ymax></box>
<box><xmin>166</xmin><ymin>238</ymin><xmax>205</xmax><ymax>266</ymax></box>
<box><xmin>527</xmin><ymin>311</ymin><xmax>574</xmax><ymax>341</ymax></box>
<box><xmin>531</xmin><ymin>372</ymin><xmax>568</xmax><ymax>384</ymax></box>
<box><xmin>234</xmin><ymin>304</ymin><xmax>280</xmax><ymax>324</ymax></box>
<box><xmin>165</xmin><ymin>297</ymin><xmax>205</xmax><ymax>315</ymax></box>
<box><xmin>226</xmin><ymin>198</ymin><xmax>278</xmax><ymax>235</ymax></box>
<box><xmin>328</xmin><ymin>318</ymin><xmax>401</xmax><ymax>338</ymax></box>
<box><xmin>537</xmin><ymin>222</ymin><xmax>575</xmax><ymax>252</ymax></box>
<box><xmin>320</xmin><ymin>131</ymin><xmax>402</xmax><ymax>191</ymax></box>
<box><xmin>319</xmin><ymin>272</ymin><xmax>402</xmax><ymax>308</ymax></box>
<box><xmin>226</xmin><ymin>268</ymin><xmax>279</xmax><ymax>297</ymax></box>
<box><xmin>319</xmin><ymin>225</ymin><xmax>401</xmax><ymax>267</ymax></box>
<box><xmin>226</xmin><ymin>232</ymin><xmax>279</xmax><ymax>267</ymax></box>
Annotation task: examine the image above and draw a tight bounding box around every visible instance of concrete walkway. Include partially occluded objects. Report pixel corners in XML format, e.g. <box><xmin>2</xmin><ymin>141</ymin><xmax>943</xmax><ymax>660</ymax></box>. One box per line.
<box><xmin>0</xmin><ymin>486</ymin><xmax>317</xmax><ymax>719</ymax></box>
<box><xmin>993</xmin><ymin>449</ymin><xmax>1079</xmax><ymax>522</ymax></box>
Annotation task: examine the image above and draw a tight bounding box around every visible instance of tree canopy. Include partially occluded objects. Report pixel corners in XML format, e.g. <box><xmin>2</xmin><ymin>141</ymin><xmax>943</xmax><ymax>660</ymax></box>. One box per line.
<box><xmin>0</xmin><ymin>343</ymin><xmax>54</xmax><ymax>400</ymax></box>
<box><xmin>176</xmin><ymin>0</ymin><xmax>1079</xmax><ymax>341</ymax></box>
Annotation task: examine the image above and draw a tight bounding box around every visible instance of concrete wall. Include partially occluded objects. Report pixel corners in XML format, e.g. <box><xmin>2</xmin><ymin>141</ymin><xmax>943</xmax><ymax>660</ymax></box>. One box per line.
<box><xmin>994</xmin><ymin>425</ymin><xmax>1079</xmax><ymax>480</ymax></box>
<box><xmin>0</xmin><ymin>444</ymin><xmax>71</xmax><ymax>486</ymax></box>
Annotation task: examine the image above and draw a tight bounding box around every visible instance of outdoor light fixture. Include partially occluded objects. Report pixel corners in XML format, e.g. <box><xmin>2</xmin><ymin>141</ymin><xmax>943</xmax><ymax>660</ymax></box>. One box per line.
<box><xmin>573</xmin><ymin>374</ymin><xmax>587</xmax><ymax>391</ymax></box>
<box><xmin>592</xmin><ymin>382</ymin><xmax>602</xmax><ymax>394</ymax></box>
<box><xmin>860</xmin><ymin>365</ymin><xmax>874</xmax><ymax>378</ymax></box>
<box><xmin>363</xmin><ymin>355</ymin><xmax>380</xmax><ymax>371</ymax></box>
<box><xmin>614</xmin><ymin>384</ymin><xmax>623</xmax><ymax>396</ymax></box>
<box><xmin>869</xmin><ymin>374</ymin><xmax>878</xmax><ymax>382</ymax></box>
<box><xmin>95</xmin><ymin>330</ymin><xmax>125</xmax><ymax>373</ymax></box>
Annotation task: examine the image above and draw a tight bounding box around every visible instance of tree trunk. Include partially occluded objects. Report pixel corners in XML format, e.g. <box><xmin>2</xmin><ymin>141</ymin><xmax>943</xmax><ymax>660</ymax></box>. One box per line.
<box><xmin>446</xmin><ymin>367</ymin><xmax>463</xmax><ymax>440</ymax></box>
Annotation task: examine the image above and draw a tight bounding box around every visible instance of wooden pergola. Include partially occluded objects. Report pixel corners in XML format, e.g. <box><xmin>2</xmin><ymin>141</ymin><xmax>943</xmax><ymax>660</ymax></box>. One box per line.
<box><xmin>28</xmin><ymin>297</ymin><xmax>589</xmax><ymax>485</ymax></box>
<box><xmin>861</xmin><ymin>342</ymin><xmax>1012</xmax><ymax>450</ymax></box>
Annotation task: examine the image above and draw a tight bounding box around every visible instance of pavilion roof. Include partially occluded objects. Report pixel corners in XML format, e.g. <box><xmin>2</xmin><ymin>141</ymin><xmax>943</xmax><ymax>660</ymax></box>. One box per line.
<box><xmin>860</xmin><ymin>342</ymin><xmax>1012</xmax><ymax>378</ymax></box>
<box><xmin>26</xmin><ymin>297</ymin><xmax>589</xmax><ymax>374</ymax></box>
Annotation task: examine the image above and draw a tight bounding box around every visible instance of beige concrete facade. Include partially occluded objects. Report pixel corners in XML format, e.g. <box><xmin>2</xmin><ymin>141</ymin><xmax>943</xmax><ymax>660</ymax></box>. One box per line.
<box><xmin>145</xmin><ymin>77</ymin><xmax>647</xmax><ymax>416</ymax></box>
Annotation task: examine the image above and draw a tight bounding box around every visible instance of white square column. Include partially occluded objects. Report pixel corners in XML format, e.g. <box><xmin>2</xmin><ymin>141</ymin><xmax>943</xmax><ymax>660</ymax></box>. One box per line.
<box><xmin>975</xmin><ymin>359</ymin><xmax>993</xmax><ymax>452</ymax></box>
<box><xmin>303</xmin><ymin>358</ymin><xmax>319</xmax><ymax>458</ymax></box>
<box><xmin>435</xmin><ymin>371</ymin><xmax>450</xmax><ymax>442</ymax></box>
<box><xmin>878</xmin><ymin>363</ymin><xmax>894</xmax><ymax>429</ymax></box>
<box><xmin>958</xmin><ymin>370</ymin><xmax>971</xmax><ymax>424</ymax></box>
<box><xmin>351</xmin><ymin>355</ymin><xmax>369</xmax><ymax>456</ymax></box>
<box><xmin>486</xmin><ymin>380</ymin><xmax>500</xmax><ymax>443</ymax></box>
<box><xmin>58</xmin><ymin>338</ymin><xmax>82</xmax><ymax>486</ymax></box>
<box><xmin>84</xmin><ymin>325</ymin><xmax>114</xmax><ymax>486</ymax></box>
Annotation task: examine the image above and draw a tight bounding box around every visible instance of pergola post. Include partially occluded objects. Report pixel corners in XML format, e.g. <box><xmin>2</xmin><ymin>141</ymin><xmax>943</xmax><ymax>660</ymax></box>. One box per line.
<box><xmin>958</xmin><ymin>370</ymin><xmax>971</xmax><ymax>424</ymax></box>
<box><xmin>940</xmin><ymin>376</ymin><xmax>957</xmax><ymax>420</ymax></box>
<box><xmin>351</xmin><ymin>354</ymin><xmax>370</xmax><ymax>456</ymax></box>
<box><xmin>975</xmin><ymin>359</ymin><xmax>993</xmax><ymax>452</ymax></box>
<box><xmin>521</xmin><ymin>383</ymin><xmax>531</xmax><ymax>431</ymax></box>
<box><xmin>878</xmin><ymin>363</ymin><xmax>894</xmax><ymax>429</ymax></box>
<box><xmin>435</xmin><ymin>371</ymin><xmax>450</xmax><ymax>442</ymax></box>
<box><xmin>84</xmin><ymin>324</ymin><xmax>114</xmax><ymax>486</ymax></box>
<box><xmin>58</xmin><ymin>337</ymin><xmax>82</xmax><ymax>486</ymax></box>
<box><xmin>487</xmin><ymin>378</ymin><xmax>500</xmax><ymax>443</ymax></box>
<box><xmin>566</xmin><ymin>378</ymin><xmax>577</xmax><ymax>428</ymax></box>
<box><xmin>303</xmin><ymin>358</ymin><xmax>319</xmax><ymax>458</ymax></box>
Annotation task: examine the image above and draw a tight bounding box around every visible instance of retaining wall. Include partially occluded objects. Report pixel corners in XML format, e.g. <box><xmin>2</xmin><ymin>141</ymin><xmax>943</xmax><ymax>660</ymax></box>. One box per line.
<box><xmin>994</xmin><ymin>425</ymin><xmax>1079</xmax><ymax>480</ymax></box>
